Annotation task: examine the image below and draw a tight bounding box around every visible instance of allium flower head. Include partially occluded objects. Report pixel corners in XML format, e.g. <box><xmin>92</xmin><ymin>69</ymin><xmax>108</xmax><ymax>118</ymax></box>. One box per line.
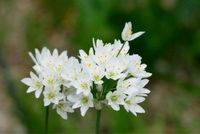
<box><xmin>22</xmin><ymin>21</ymin><xmax>151</xmax><ymax>119</ymax></box>
<box><xmin>22</xmin><ymin>47</ymin><xmax>75</xmax><ymax>119</ymax></box>
<box><xmin>65</xmin><ymin>21</ymin><xmax>152</xmax><ymax>116</ymax></box>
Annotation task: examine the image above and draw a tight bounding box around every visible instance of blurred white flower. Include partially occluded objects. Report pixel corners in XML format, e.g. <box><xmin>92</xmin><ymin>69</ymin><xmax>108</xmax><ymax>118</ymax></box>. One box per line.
<box><xmin>128</xmin><ymin>55</ymin><xmax>152</xmax><ymax>78</ymax></box>
<box><xmin>21</xmin><ymin>72</ymin><xmax>43</xmax><ymax>98</ymax></box>
<box><xmin>71</xmin><ymin>70</ymin><xmax>92</xmax><ymax>95</ymax></box>
<box><xmin>53</xmin><ymin>101</ymin><xmax>74</xmax><ymax>120</ymax></box>
<box><xmin>92</xmin><ymin>39</ymin><xmax>114</xmax><ymax>66</ymax></box>
<box><xmin>112</xmin><ymin>40</ymin><xmax>130</xmax><ymax>56</ymax></box>
<box><xmin>121</xmin><ymin>22</ymin><xmax>145</xmax><ymax>41</ymax></box>
<box><xmin>43</xmin><ymin>86</ymin><xmax>65</xmax><ymax>106</ymax></box>
<box><xmin>124</xmin><ymin>95</ymin><xmax>145</xmax><ymax>116</ymax></box>
<box><xmin>62</xmin><ymin>57</ymin><xmax>82</xmax><ymax>82</ymax></box>
<box><xmin>68</xmin><ymin>93</ymin><xmax>94</xmax><ymax>116</ymax></box>
<box><xmin>106</xmin><ymin>91</ymin><xmax>126</xmax><ymax>111</ymax></box>
<box><xmin>105</xmin><ymin>57</ymin><xmax>127</xmax><ymax>80</ymax></box>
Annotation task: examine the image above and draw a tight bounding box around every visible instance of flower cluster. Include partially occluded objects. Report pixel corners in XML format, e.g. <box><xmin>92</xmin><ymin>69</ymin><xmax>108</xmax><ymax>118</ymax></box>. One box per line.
<box><xmin>21</xmin><ymin>22</ymin><xmax>151</xmax><ymax>119</ymax></box>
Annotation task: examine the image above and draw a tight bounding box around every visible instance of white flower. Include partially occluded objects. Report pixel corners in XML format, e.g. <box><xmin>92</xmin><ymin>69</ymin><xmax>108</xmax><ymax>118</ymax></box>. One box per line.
<box><xmin>117</xmin><ymin>78</ymin><xmax>139</xmax><ymax>95</ymax></box>
<box><xmin>92</xmin><ymin>39</ymin><xmax>114</xmax><ymax>66</ymax></box>
<box><xmin>42</xmin><ymin>69</ymin><xmax>59</xmax><ymax>87</ymax></box>
<box><xmin>106</xmin><ymin>91</ymin><xmax>126</xmax><ymax>111</ymax></box>
<box><xmin>61</xmin><ymin>86</ymin><xmax>76</xmax><ymax>96</ymax></box>
<box><xmin>117</xmin><ymin>77</ymin><xmax>150</xmax><ymax>96</ymax></box>
<box><xmin>128</xmin><ymin>54</ymin><xmax>152</xmax><ymax>78</ymax></box>
<box><xmin>105</xmin><ymin>57</ymin><xmax>127</xmax><ymax>80</ymax></box>
<box><xmin>136</xmin><ymin>79</ymin><xmax>151</xmax><ymax>97</ymax></box>
<box><xmin>68</xmin><ymin>93</ymin><xmax>94</xmax><ymax>116</ymax></box>
<box><xmin>21</xmin><ymin>72</ymin><xmax>43</xmax><ymax>98</ymax></box>
<box><xmin>29</xmin><ymin>47</ymin><xmax>69</xmax><ymax>74</ymax></box>
<box><xmin>62</xmin><ymin>57</ymin><xmax>82</xmax><ymax>82</ymax></box>
<box><xmin>121</xmin><ymin>22</ymin><xmax>145</xmax><ymax>41</ymax></box>
<box><xmin>54</xmin><ymin>51</ymin><xmax>68</xmax><ymax>73</ymax></box>
<box><xmin>88</xmin><ymin>65</ymin><xmax>105</xmax><ymax>85</ymax></box>
<box><xmin>43</xmin><ymin>86</ymin><xmax>65</xmax><ymax>106</ymax></box>
<box><xmin>71</xmin><ymin>70</ymin><xmax>92</xmax><ymax>95</ymax></box>
<box><xmin>22</xmin><ymin>21</ymin><xmax>152</xmax><ymax>119</ymax></box>
<box><xmin>112</xmin><ymin>40</ymin><xmax>130</xmax><ymax>56</ymax></box>
<box><xmin>53</xmin><ymin>101</ymin><xmax>74</xmax><ymax>120</ymax></box>
<box><xmin>79</xmin><ymin>48</ymin><xmax>96</xmax><ymax>70</ymax></box>
<box><xmin>124</xmin><ymin>95</ymin><xmax>145</xmax><ymax>116</ymax></box>
<box><xmin>79</xmin><ymin>48</ymin><xmax>105</xmax><ymax>85</ymax></box>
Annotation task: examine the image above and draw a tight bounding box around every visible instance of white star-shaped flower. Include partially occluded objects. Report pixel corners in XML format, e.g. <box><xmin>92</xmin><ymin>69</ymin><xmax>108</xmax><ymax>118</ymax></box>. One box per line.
<box><xmin>121</xmin><ymin>22</ymin><xmax>145</xmax><ymax>41</ymax></box>
<box><xmin>53</xmin><ymin>100</ymin><xmax>74</xmax><ymax>120</ymax></box>
<box><xmin>128</xmin><ymin>54</ymin><xmax>152</xmax><ymax>78</ymax></box>
<box><xmin>70</xmin><ymin>70</ymin><xmax>92</xmax><ymax>95</ymax></box>
<box><xmin>124</xmin><ymin>95</ymin><xmax>145</xmax><ymax>116</ymax></box>
<box><xmin>43</xmin><ymin>86</ymin><xmax>65</xmax><ymax>106</ymax></box>
<box><xmin>21</xmin><ymin>72</ymin><xmax>43</xmax><ymax>98</ymax></box>
<box><xmin>105</xmin><ymin>57</ymin><xmax>127</xmax><ymax>80</ymax></box>
<box><xmin>106</xmin><ymin>91</ymin><xmax>126</xmax><ymax>111</ymax></box>
<box><xmin>68</xmin><ymin>93</ymin><xmax>94</xmax><ymax>116</ymax></box>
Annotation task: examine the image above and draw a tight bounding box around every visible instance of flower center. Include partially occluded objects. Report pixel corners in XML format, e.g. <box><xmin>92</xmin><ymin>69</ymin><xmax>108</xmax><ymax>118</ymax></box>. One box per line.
<box><xmin>82</xmin><ymin>96</ymin><xmax>89</xmax><ymax>103</ymax></box>
<box><xmin>125</xmin><ymin>100</ymin><xmax>131</xmax><ymax>105</ymax></box>
<box><xmin>111</xmin><ymin>95</ymin><xmax>118</xmax><ymax>102</ymax></box>
<box><xmin>81</xmin><ymin>82</ymin><xmax>89</xmax><ymax>90</ymax></box>
<box><xmin>109</xmin><ymin>71</ymin><xmax>115</xmax><ymax>78</ymax></box>
<box><xmin>48</xmin><ymin>92</ymin><xmax>55</xmax><ymax>99</ymax></box>
<box><xmin>93</xmin><ymin>75</ymin><xmax>100</xmax><ymax>81</ymax></box>
<box><xmin>57</xmin><ymin>64</ymin><xmax>63</xmax><ymax>71</ymax></box>
<box><xmin>34</xmin><ymin>80</ymin><xmax>42</xmax><ymax>88</ymax></box>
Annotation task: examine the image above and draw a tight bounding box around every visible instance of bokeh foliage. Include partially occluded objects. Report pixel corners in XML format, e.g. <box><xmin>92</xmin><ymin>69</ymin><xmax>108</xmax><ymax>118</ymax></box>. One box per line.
<box><xmin>0</xmin><ymin>0</ymin><xmax>200</xmax><ymax>133</ymax></box>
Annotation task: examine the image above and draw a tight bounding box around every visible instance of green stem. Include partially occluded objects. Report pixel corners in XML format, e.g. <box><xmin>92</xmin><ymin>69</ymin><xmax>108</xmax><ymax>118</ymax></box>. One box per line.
<box><xmin>116</xmin><ymin>43</ymin><xmax>125</xmax><ymax>57</ymax></box>
<box><xmin>45</xmin><ymin>106</ymin><xmax>49</xmax><ymax>134</ymax></box>
<box><xmin>96</xmin><ymin>110</ymin><xmax>101</xmax><ymax>134</ymax></box>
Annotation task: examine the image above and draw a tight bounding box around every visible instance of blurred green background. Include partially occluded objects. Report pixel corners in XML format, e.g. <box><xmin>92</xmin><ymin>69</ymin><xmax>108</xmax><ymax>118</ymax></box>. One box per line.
<box><xmin>0</xmin><ymin>0</ymin><xmax>200</xmax><ymax>133</ymax></box>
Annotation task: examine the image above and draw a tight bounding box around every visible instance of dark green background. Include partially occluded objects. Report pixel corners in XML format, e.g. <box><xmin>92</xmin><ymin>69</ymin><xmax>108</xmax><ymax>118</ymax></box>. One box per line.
<box><xmin>0</xmin><ymin>0</ymin><xmax>200</xmax><ymax>133</ymax></box>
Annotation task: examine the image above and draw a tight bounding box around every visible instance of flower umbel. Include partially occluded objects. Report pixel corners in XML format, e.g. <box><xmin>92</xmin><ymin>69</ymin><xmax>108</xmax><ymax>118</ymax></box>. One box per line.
<box><xmin>21</xmin><ymin>21</ymin><xmax>151</xmax><ymax>120</ymax></box>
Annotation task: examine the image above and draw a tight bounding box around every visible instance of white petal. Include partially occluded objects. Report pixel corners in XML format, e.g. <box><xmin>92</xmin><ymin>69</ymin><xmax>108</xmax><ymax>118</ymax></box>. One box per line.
<box><xmin>121</xmin><ymin>22</ymin><xmax>132</xmax><ymax>41</ymax></box>
<box><xmin>35</xmin><ymin>49</ymin><xmax>42</xmax><ymax>64</ymax></box>
<box><xmin>111</xmin><ymin>104</ymin><xmax>120</xmax><ymax>111</ymax></box>
<box><xmin>141</xmin><ymin>88</ymin><xmax>151</xmax><ymax>94</ymax></box>
<box><xmin>106</xmin><ymin>91</ymin><xmax>112</xmax><ymax>100</ymax></box>
<box><xmin>135</xmin><ymin>97</ymin><xmax>145</xmax><ymax>103</ymax></box>
<box><xmin>57</xmin><ymin>108</ymin><xmax>68</xmax><ymax>120</ymax></box>
<box><xmin>44</xmin><ymin>98</ymin><xmax>51</xmax><ymax>106</ymax></box>
<box><xmin>130</xmin><ymin>31</ymin><xmax>145</xmax><ymax>40</ymax></box>
<box><xmin>130</xmin><ymin>109</ymin><xmax>137</xmax><ymax>116</ymax></box>
<box><xmin>134</xmin><ymin>105</ymin><xmax>145</xmax><ymax>113</ymax></box>
<box><xmin>57</xmin><ymin>93</ymin><xmax>65</xmax><ymax>100</ymax></box>
<box><xmin>28</xmin><ymin>52</ymin><xmax>37</xmax><ymax>64</ymax></box>
<box><xmin>35</xmin><ymin>89</ymin><xmax>43</xmax><ymax>98</ymax></box>
<box><xmin>140</xmin><ymin>72</ymin><xmax>152</xmax><ymax>78</ymax></box>
<box><xmin>89</xmin><ymin>48</ymin><xmax>94</xmax><ymax>55</ymax></box>
<box><xmin>79</xmin><ymin>49</ymin><xmax>88</xmax><ymax>59</ymax></box>
<box><xmin>123</xmin><ymin>104</ymin><xmax>130</xmax><ymax>112</ymax></box>
<box><xmin>80</xmin><ymin>106</ymin><xmax>89</xmax><ymax>116</ymax></box>
<box><xmin>60</xmin><ymin>51</ymin><xmax>67</xmax><ymax>59</ymax></box>
<box><xmin>30</xmin><ymin>72</ymin><xmax>38</xmax><ymax>80</ymax></box>
<box><xmin>21</xmin><ymin>78</ymin><xmax>32</xmax><ymax>86</ymax></box>
<box><xmin>53</xmin><ymin>49</ymin><xmax>58</xmax><ymax>57</ymax></box>
<box><xmin>140</xmin><ymin>79</ymin><xmax>149</xmax><ymax>87</ymax></box>
<box><xmin>27</xmin><ymin>87</ymin><xmax>35</xmax><ymax>93</ymax></box>
<box><xmin>94</xmin><ymin>80</ymin><xmax>103</xmax><ymax>85</ymax></box>
<box><xmin>52</xmin><ymin>98</ymin><xmax>59</xmax><ymax>104</ymax></box>
<box><xmin>72</xmin><ymin>102</ymin><xmax>81</xmax><ymax>109</ymax></box>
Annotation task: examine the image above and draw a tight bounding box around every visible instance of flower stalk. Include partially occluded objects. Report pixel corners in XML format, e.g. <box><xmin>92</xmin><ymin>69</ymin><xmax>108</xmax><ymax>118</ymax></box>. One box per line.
<box><xmin>96</xmin><ymin>110</ymin><xmax>101</xmax><ymax>134</ymax></box>
<box><xmin>45</xmin><ymin>106</ymin><xmax>49</xmax><ymax>134</ymax></box>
